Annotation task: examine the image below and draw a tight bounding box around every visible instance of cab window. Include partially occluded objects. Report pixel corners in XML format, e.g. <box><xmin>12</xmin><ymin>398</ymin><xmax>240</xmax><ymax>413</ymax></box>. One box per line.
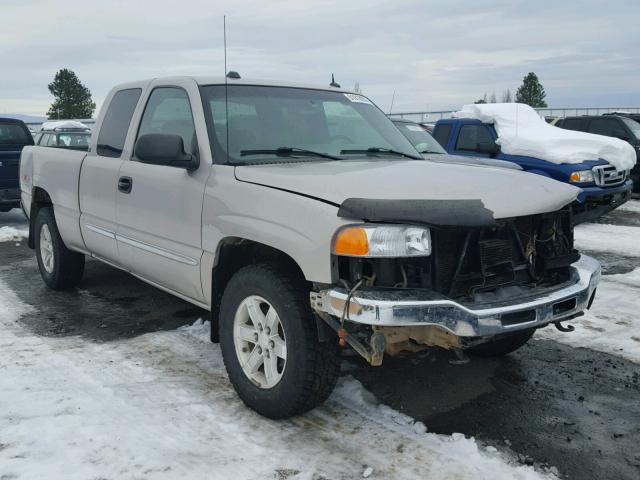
<box><xmin>455</xmin><ymin>124</ymin><xmax>495</xmax><ymax>151</ymax></box>
<box><xmin>137</xmin><ymin>87</ymin><xmax>196</xmax><ymax>155</ymax></box>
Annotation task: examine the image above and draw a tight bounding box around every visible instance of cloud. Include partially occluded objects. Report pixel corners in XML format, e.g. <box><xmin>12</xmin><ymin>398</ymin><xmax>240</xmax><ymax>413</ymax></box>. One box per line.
<box><xmin>0</xmin><ymin>0</ymin><xmax>638</xmax><ymax>115</ymax></box>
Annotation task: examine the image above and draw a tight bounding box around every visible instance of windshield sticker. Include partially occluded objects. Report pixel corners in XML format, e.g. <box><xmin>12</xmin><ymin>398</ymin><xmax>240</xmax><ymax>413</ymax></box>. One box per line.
<box><xmin>405</xmin><ymin>125</ymin><xmax>424</xmax><ymax>132</ymax></box>
<box><xmin>344</xmin><ymin>93</ymin><xmax>373</xmax><ymax>105</ymax></box>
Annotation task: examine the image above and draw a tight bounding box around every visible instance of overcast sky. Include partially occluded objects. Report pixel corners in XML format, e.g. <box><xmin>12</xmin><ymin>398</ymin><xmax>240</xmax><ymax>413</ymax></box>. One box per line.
<box><xmin>1</xmin><ymin>0</ymin><xmax>639</xmax><ymax>117</ymax></box>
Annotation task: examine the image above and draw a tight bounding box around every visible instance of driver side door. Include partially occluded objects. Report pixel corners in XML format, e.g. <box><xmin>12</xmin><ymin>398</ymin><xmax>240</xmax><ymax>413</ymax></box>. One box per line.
<box><xmin>115</xmin><ymin>84</ymin><xmax>209</xmax><ymax>304</ymax></box>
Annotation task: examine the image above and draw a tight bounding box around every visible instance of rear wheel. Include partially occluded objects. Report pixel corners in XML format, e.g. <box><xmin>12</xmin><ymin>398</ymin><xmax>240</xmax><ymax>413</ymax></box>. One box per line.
<box><xmin>34</xmin><ymin>207</ymin><xmax>85</xmax><ymax>290</ymax></box>
<box><xmin>219</xmin><ymin>263</ymin><xmax>340</xmax><ymax>418</ymax></box>
<box><xmin>467</xmin><ymin>328</ymin><xmax>535</xmax><ymax>357</ymax></box>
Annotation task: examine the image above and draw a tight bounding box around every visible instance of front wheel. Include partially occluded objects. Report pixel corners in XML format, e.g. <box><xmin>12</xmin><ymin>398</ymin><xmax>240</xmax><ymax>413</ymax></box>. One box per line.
<box><xmin>34</xmin><ymin>207</ymin><xmax>85</xmax><ymax>290</ymax></box>
<box><xmin>467</xmin><ymin>328</ymin><xmax>535</xmax><ymax>357</ymax></box>
<box><xmin>219</xmin><ymin>264</ymin><xmax>340</xmax><ymax>418</ymax></box>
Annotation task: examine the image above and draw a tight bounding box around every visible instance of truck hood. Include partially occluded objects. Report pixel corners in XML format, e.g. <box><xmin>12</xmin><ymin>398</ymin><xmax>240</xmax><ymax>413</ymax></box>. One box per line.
<box><xmin>234</xmin><ymin>159</ymin><xmax>580</xmax><ymax>220</ymax></box>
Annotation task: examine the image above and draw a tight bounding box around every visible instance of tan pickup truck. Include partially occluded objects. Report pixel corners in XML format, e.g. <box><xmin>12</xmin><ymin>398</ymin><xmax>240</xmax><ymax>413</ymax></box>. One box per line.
<box><xmin>20</xmin><ymin>75</ymin><xmax>600</xmax><ymax>418</ymax></box>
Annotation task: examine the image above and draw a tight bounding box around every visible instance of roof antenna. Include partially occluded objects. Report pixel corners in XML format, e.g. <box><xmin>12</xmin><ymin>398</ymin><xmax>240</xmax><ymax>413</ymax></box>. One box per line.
<box><xmin>223</xmin><ymin>15</ymin><xmax>231</xmax><ymax>169</ymax></box>
<box><xmin>330</xmin><ymin>74</ymin><xmax>340</xmax><ymax>88</ymax></box>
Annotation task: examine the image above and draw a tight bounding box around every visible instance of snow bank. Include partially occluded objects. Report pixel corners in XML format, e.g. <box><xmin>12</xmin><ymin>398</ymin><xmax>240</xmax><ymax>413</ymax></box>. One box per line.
<box><xmin>0</xmin><ymin>226</ymin><xmax>28</xmax><ymax>242</ymax></box>
<box><xmin>453</xmin><ymin>103</ymin><xmax>636</xmax><ymax>171</ymax></box>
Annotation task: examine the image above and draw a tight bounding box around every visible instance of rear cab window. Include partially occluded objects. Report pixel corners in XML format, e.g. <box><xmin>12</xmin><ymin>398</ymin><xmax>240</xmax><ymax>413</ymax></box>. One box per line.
<box><xmin>455</xmin><ymin>124</ymin><xmax>495</xmax><ymax>152</ymax></box>
<box><xmin>97</xmin><ymin>88</ymin><xmax>142</xmax><ymax>158</ymax></box>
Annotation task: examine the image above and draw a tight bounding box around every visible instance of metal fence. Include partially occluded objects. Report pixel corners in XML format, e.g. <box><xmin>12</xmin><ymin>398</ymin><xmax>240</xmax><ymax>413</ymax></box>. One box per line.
<box><xmin>388</xmin><ymin>107</ymin><xmax>640</xmax><ymax>123</ymax></box>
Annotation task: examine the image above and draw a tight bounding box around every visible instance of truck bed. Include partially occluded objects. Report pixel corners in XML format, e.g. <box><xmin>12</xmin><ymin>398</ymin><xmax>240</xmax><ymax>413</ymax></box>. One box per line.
<box><xmin>20</xmin><ymin>146</ymin><xmax>88</xmax><ymax>251</ymax></box>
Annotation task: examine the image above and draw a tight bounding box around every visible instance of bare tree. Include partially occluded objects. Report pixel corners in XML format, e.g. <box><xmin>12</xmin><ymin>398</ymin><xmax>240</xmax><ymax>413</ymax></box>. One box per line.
<box><xmin>489</xmin><ymin>92</ymin><xmax>497</xmax><ymax>103</ymax></box>
<box><xmin>502</xmin><ymin>89</ymin><xmax>513</xmax><ymax>103</ymax></box>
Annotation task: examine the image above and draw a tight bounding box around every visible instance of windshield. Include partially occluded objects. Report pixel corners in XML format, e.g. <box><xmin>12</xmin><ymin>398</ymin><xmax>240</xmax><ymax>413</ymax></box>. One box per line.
<box><xmin>0</xmin><ymin>122</ymin><xmax>33</xmax><ymax>146</ymax></box>
<box><xmin>200</xmin><ymin>85</ymin><xmax>420</xmax><ymax>164</ymax></box>
<box><xmin>392</xmin><ymin>121</ymin><xmax>446</xmax><ymax>154</ymax></box>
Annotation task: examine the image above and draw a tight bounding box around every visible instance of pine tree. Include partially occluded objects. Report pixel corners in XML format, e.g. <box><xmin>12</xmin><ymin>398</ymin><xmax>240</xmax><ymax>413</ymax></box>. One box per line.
<box><xmin>502</xmin><ymin>89</ymin><xmax>512</xmax><ymax>103</ymax></box>
<box><xmin>47</xmin><ymin>69</ymin><xmax>96</xmax><ymax>119</ymax></box>
<box><xmin>474</xmin><ymin>93</ymin><xmax>488</xmax><ymax>104</ymax></box>
<box><xmin>515</xmin><ymin>72</ymin><xmax>547</xmax><ymax>108</ymax></box>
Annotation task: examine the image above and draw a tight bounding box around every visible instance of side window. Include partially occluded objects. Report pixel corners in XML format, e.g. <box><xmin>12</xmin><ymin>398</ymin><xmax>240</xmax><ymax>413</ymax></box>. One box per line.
<box><xmin>560</xmin><ymin>118</ymin><xmax>585</xmax><ymax>131</ymax></box>
<box><xmin>37</xmin><ymin>133</ymin><xmax>48</xmax><ymax>145</ymax></box>
<box><xmin>433</xmin><ymin>124</ymin><xmax>452</xmax><ymax>147</ymax></box>
<box><xmin>456</xmin><ymin>124</ymin><xmax>495</xmax><ymax>151</ymax></box>
<box><xmin>46</xmin><ymin>134</ymin><xmax>59</xmax><ymax>147</ymax></box>
<box><xmin>588</xmin><ymin>118</ymin><xmax>618</xmax><ymax>136</ymax></box>
<box><xmin>137</xmin><ymin>87</ymin><xmax>196</xmax><ymax>154</ymax></box>
<box><xmin>97</xmin><ymin>88</ymin><xmax>142</xmax><ymax>158</ymax></box>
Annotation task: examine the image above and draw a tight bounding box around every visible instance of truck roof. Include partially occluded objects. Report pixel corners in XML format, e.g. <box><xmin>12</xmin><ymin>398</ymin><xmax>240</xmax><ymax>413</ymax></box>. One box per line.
<box><xmin>110</xmin><ymin>75</ymin><xmax>356</xmax><ymax>95</ymax></box>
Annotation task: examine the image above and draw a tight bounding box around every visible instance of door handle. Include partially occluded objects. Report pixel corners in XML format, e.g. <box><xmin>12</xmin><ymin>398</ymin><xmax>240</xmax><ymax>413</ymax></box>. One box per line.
<box><xmin>118</xmin><ymin>176</ymin><xmax>132</xmax><ymax>194</ymax></box>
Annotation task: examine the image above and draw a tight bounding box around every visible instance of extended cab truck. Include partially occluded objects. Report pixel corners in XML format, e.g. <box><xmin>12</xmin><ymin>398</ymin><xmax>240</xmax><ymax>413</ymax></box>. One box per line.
<box><xmin>0</xmin><ymin>118</ymin><xmax>34</xmax><ymax>212</ymax></box>
<box><xmin>20</xmin><ymin>76</ymin><xmax>601</xmax><ymax>419</ymax></box>
<box><xmin>433</xmin><ymin>118</ymin><xmax>634</xmax><ymax>223</ymax></box>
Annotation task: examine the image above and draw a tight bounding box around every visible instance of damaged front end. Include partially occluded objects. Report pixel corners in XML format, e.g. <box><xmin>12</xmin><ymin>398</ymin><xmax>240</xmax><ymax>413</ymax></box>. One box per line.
<box><xmin>311</xmin><ymin>201</ymin><xmax>601</xmax><ymax>365</ymax></box>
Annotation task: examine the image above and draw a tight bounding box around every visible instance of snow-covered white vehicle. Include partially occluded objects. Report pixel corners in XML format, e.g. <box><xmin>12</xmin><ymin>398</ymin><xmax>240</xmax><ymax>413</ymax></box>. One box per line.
<box><xmin>19</xmin><ymin>76</ymin><xmax>601</xmax><ymax>418</ymax></box>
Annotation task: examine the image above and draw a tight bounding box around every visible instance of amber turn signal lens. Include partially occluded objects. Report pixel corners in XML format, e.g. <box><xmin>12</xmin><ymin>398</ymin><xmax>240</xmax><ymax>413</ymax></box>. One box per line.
<box><xmin>569</xmin><ymin>172</ymin><xmax>580</xmax><ymax>182</ymax></box>
<box><xmin>334</xmin><ymin>227</ymin><xmax>369</xmax><ymax>256</ymax></box>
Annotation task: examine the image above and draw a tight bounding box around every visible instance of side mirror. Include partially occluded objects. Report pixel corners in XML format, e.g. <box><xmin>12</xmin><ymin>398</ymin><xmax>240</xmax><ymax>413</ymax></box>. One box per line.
<box><xmin>134</xmin><ymin>134</ymin><xmax>200</xmax><ymax>171</ymax></box>
<box><xmin>476</xmin><ymin>141</ymin><xmax>499</xmax><ymax>156</ymax></box>
<box><xmin>612</xmin><ymin>129</ymin><xmax>630</xmax><ymax>142</ymax></box>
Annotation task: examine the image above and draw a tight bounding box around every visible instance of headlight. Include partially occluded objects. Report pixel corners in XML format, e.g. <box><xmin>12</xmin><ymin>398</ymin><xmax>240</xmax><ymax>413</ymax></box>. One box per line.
<box><xmin>332</xmin><ymin>225</ymin><xmax>431</xmax><ymax>257</ymax></box>
<box><xmin>569</xmin><ymin>170</ymin><xmax>594</xmax><ymax>183</ymax></box>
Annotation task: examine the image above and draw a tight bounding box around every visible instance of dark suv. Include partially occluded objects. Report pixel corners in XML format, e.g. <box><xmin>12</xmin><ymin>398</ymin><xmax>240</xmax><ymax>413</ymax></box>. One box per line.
<box><xmin>556</xmin><ymin>115</ymin><xmax>640</xmax><ymax>193</ymax></box>
<box><xmin>0</xmin><ymin>117</ymin><xmax>34</xmax><ymax>212</ymax></box>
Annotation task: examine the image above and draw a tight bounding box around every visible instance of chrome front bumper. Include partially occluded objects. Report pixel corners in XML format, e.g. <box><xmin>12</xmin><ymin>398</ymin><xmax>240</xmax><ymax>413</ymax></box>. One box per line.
<box><xmin>311</xmin><ymin>255</ymin><xmax>601</xmax><ymax>337</ymax></box>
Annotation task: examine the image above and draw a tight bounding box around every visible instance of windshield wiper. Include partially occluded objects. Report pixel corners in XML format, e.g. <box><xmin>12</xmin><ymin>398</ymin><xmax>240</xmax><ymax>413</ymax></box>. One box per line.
<box><xmin>420</xmin><ymin>150</ymin><xmax>444</xmax><ymax>154</ymax></box>
<box><xmin>240</xmin><ymin>147</ymin><xmax>341</xmax><ymax>161</ymax></box>
<box><xmin>340</xmin><ymin>147</ymin><xmax>421</xmax><ymax>160</ymax></box>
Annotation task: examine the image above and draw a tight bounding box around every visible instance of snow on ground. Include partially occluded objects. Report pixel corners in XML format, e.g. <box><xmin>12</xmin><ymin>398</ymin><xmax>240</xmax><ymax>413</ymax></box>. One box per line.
<box><xmin>536</xmin><ymin>268</ymin><xmax>640</xmax><ymax>363</ymax></box>
<box><xmin>574</xmin><ymin>223</ymin><xmax>640</xmax><ymax>257</ymax></box>
<box><xmin>617</xmin><ymin>199</ymin><xmax>640</xmax><ymax>214</ymax></box>
<box><xmin>0</xmin><ymin>225</ymin><xmax>28</xmax><ymax>243</ymax></box>
<box><xmin>0</xmin><ymin>283</ymin><xmax>554</xmax><ymax>480</ymax></box>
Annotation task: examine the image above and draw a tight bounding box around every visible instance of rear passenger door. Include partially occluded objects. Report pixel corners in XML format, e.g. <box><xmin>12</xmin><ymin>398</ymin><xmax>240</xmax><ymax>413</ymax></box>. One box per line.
<box><xmin>587</xmin><ymin>117</ymin><xmax>629</xmax><ymax>141</ymax></box>
<box><xmin>115</xmin><ymin>81</ymin><xmax>209</xmax><ymax>303</ymax></box>
<box><xmin>79</xmin><ymin>88</ymin><xmax>142</xmax><ymax>264</ymax></box>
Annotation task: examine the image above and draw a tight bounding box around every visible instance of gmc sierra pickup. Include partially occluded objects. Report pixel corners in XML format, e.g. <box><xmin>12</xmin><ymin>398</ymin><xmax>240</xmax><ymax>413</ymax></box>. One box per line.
<box><xmin>20</xmin><ymin>76</ymin><xmax>601</xmax><ymax>418</ymax></box>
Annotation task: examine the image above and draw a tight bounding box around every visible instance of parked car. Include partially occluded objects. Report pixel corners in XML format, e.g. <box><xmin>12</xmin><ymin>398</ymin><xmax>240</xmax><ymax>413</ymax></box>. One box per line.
<box><xmin>556</xmin><ymin>114</ymin><xmax>640</xmax><ymax>193</ymax></box>
<box><xmin>34</xmin><ymin>121</ymin><xmax>91</xmax><ymax>151</ymax></box>
<box><xmin>20</xmin><ymin>77</ymin><xmax>600</xmax><ymax>418</ymax></box>
<box><xmin>392</xmin><ymin>119</ymin><xmax>521</xmax><ymax>170</ymax></box>
<box><xmin>433</xmin><ymin>117</ymin><xmax>634</xmax><ymax>222</ymax></box>
<box><xmin>0</xmin><ymin>117</ymin><xmax>34</xmax><ymax>212</ymax></box>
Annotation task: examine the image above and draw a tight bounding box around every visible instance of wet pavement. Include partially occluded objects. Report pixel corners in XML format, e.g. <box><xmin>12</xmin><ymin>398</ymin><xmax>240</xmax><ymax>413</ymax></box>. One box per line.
<box><xmin>1</xmin><ymin>207</ymin><xmax>639</xmax><ymax>480</ymax></box>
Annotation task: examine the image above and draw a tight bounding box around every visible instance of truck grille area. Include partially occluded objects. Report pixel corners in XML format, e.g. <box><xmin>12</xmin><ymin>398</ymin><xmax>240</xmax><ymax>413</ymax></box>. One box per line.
<box><xmin>592</xmin><ymin>164</ymin><xmax>626</xmax><ymax>187</ymax></box>
<box><xmin>432</xmin><ymin>209</ymin><xmax>577</xmax><ymax>299</ymax></box>
<box><xmin>334</xmin><ymin>209</ymin><xmax>578</xmax><ymax>302</ymax></box>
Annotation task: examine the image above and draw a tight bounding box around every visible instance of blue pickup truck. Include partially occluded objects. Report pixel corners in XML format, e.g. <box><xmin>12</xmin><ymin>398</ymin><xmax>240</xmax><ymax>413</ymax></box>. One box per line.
<box><xmin>432</xmin><ymin>118</ymin><xmax>633</xmax><ymax>223</ymax></box>
<box><xmin>0</xmin><ymin>118</ymin><xmax>34</xmax><ymax>212</ymax></box>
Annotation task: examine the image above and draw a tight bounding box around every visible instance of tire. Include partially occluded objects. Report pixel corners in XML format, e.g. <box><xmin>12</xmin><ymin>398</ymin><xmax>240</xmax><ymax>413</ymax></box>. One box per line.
<box><xmin>467</xmin><ymin>328</ymin><xmax>535</xmax><ymax>357</ymax></box>
<box><xmin>34</xmin><ymin>207</ymin><xmax>85</xmax><ymax>290</ymax></box>
<box><xmin>219</xmin><ymin>263</ymin><xmax>340</xmax><ymax>419</ymax></box>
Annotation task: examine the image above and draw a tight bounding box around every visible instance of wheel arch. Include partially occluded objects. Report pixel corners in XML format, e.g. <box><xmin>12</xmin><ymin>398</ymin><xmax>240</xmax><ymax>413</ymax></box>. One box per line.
<box><xmin>209</xmin><ymin>237</ymin><xmax>308</xmax><ymax>343</ymax></box>
<box><xmin>28</xmin><ymin>186</ymin><xmax>53</xmax><ymax>249</ymax></box>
